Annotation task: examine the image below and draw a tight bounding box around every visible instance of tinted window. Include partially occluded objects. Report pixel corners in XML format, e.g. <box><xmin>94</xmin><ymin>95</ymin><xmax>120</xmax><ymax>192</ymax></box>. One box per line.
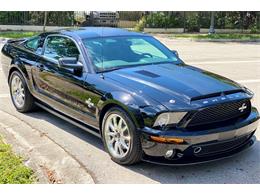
<box><xmin>25</xmin><ymin>36</ymin><xmax>39</xmax><ymax>51</ymax></box>
<box><xmin>44</xmin><ymin>36</ymin><xmax>80</xmax><ymax>60</ymax></box>
<box><xmin>83</xmin><ymin>36</ymin><xmax>180</xmax><ymax>72</ymax></box>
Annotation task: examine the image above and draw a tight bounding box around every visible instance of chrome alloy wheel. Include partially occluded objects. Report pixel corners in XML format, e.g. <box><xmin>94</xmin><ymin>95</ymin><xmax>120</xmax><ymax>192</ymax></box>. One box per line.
<box><xmin>104</xmin><ymin>113</ymin><xmax>131</xmax><ymax>158</ymax></box>
<box><xmin>11</xmin><ymin>75</ymin><xmax>25</xmax><ymax>108</ymax></box>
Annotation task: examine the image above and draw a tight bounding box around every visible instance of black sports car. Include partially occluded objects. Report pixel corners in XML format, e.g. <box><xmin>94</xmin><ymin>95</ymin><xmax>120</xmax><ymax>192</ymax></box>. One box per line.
<box><xmin>1</xmin><ymin>27</ymin><xmax>259</xmax><ymax>165</ymax></box>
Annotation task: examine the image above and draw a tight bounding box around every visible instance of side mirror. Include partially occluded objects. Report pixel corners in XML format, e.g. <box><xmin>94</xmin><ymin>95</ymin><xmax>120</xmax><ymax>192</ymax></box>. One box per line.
<box><xmin>36</xmin><ymin>47</ymin><xmax>43</xmax><ymax>55</ymax></box>
<box><xmin>58</xmin><ymin>57</ymin><xmax>83</xmax><ymax>70</ymax></box>
<box><xmin>172</xmin><ymin>50</ymin><xmax>179</xmax><ymax>57</ymax></box>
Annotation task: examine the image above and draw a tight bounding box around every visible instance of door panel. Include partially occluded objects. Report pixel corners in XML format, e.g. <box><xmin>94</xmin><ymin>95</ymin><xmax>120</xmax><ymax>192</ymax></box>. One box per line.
<box><xmin>33</xmin><ymin>35</ymin><xmax>100</xmax><ymax>129</ymax></box>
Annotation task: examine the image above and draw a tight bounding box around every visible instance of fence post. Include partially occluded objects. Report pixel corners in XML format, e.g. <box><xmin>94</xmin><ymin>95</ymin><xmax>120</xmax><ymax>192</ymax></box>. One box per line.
<box><xmin>183</xmin><ymin>12</ymin><xmax>186</xmax><ymax>33</ymax></box>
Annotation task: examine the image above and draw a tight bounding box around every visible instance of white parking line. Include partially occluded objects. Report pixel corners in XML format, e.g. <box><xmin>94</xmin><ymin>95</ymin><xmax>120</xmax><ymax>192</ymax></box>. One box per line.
<box><xmin>190</xmin><ymin>60</ymin><xmax>260</xmax><ymax>65</ymax></box>
<box><xmin>237</xmin><ymin>79</ymin><xmax>260</xmax><ymax>84</ymax></box>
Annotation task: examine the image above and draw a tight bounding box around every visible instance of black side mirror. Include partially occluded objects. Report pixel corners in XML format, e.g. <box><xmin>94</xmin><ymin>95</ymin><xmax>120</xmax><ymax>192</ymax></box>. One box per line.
<box><xmin>36</xmin><ymin>47</ymin><xmax>43</xmax><ymax>55</ymax></box>
<box><xmin>58</xmin><ymin>57</ymin><xmax>83</xmax><ymax>70</ymax></box>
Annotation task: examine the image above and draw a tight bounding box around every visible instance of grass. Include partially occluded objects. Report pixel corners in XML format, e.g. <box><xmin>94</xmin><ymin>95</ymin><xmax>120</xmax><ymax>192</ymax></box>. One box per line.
<box><xmin>169</xmin><ymin>33</ymin><xmax>260</xmax><ymax>40</ymax></box>
<box><xmin>0</xmin><ymin>137</ymin><xmax>35</xmax><ymax>184</ymax></box>
<box><xmin>0</xmin><ymin>31</ymin><xmax>38</xmax><ymax>39</ymax></box>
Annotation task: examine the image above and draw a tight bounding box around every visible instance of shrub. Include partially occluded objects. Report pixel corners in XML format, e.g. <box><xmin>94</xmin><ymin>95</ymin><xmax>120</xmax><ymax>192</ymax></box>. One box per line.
<box><xmin>134</xmin><ymin>17</ymin><xmax>146</xmax><ymax>32</ymax></box>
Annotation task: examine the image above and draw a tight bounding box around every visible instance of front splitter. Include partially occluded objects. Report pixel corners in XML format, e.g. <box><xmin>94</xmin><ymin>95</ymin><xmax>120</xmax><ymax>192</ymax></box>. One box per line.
<box><xmin>142</xmin><ymin>135</ymin><xmax>256</xmax><ymax>166</ymax></box>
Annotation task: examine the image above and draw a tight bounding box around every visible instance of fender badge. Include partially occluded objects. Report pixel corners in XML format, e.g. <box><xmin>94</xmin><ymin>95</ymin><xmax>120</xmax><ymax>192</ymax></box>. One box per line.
<box><xmin>85</xmin><ymin>98</ymin><xmax>94</xmax><ymax>108</ymax></box>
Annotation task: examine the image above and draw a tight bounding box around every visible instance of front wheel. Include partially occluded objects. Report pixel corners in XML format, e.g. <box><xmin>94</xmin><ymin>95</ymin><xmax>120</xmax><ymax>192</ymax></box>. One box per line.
<box><xmin>102</xmin><ymin>107</ymin><xmax>142</xmax><ymax>165</ymax></box>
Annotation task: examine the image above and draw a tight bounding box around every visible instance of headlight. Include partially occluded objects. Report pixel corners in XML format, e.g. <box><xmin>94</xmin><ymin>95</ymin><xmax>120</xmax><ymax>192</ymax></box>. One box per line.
<box><xmin>251</xmin><ymin>95</ymin><xmax>258</xmax><ymax>108</ymax></box>
<box><xmin>244</xmin><ymin>87</ymin><xmax>257</xmax><ymax>108</ymax></box>
<box><xmin>153</xmin><ymin>112</ymin><xmax>187</xmax><ymax>128</ymax></box>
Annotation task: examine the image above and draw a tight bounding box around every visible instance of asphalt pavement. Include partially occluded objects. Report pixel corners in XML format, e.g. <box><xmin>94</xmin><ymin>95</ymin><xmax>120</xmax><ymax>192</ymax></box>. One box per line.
<box><xmin>0</xmin><ymin>37</ymin><xmax>259</xmax><ymax>183</ymax></box>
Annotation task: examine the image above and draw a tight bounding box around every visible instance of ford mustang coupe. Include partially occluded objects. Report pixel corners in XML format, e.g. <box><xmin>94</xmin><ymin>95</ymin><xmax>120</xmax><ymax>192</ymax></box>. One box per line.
<box><xmin>1</xmin><ymin>27</ymin><xmax>259</xmax><ymax>165</ymax></box>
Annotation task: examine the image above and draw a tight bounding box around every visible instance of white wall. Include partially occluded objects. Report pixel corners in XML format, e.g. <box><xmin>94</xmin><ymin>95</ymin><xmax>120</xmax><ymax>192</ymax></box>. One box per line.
<box><xmin>200</xmin><ymin>28</ymin><xmax>251</xmax><ymax>33</ymax></box>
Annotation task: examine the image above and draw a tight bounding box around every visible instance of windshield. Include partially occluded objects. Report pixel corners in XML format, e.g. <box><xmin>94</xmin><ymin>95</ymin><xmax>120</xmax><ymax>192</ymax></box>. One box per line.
<box><xmin>83</xmin><ymin>36</ymin><xmax>180</xmax><ymax>72</ymax></box>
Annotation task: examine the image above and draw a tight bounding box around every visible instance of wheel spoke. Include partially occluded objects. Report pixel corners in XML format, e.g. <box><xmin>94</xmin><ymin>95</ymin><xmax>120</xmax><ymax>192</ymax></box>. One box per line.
<box><xmin>120</xmin><ymin>140</ymin><xmax>128</xmax><ymax>150</ymax></box>
<box><xmin>118</xmin><ymin>118</ymin><xmax>123</xmax><ymax>129</ymax></box>
<box><xmin>114</xmin><ymin>141</ymin><xmax>120</xmax><ymax>153</ymax></box>
<box><xmin>108</xmin><ymin>136</ymin><xmax>115</xmax><ymax>144</ymax></box>
<box><xmin>107</xmin><ymin>131</ymin><xmax>116</xmax><ymax>136</ymax></box>
<box><xmin>11</xmin><ymin>75</ymin><xmax>25</xmax><ymax>108</ymax></box>
<box><xmin>109</xmin><ymin>122</ymin><xmax>115</xmax><ymax>132</ymax></box>
<box><xmin>122</xmin><ymin>135</ymin><xmax>130</xmax><ymax>141</ymax></box>
<box><xmin>112</xmin><ymin>117</ymin><xmax>117</xmax><ymax>128</ymax></box>
<box><xmin>121</xmin><ymin>125</ymin><xmax>128</xmax><ymax>133</ymax></box>
<box><xmin>104</xmin><ymin>113</ymin><xmax>131</xmax><ymax>158</ymax></box>
<box><xmin>118</xmin><ymin>143</ymin><xmax>124</xmax><ymax>155</ymax></box>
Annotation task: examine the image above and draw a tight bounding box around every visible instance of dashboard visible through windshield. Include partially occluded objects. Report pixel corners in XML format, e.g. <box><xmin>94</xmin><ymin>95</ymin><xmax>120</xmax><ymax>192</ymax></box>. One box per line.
<box><xmin>83</xmin><ymin>36</ymin><xmax>180</xmax><ymax>72</ymax></box>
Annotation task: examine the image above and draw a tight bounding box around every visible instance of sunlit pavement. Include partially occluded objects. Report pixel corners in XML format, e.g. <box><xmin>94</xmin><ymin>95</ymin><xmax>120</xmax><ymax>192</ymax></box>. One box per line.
<box><xmin>0</xmin><ymin>38</ymin><xmax>259</xmax><ymax>183</ymax></box>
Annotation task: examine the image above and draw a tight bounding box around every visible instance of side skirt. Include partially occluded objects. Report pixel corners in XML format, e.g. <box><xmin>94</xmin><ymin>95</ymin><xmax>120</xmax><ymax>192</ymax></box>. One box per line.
<box><xmin>35</xmin><ymin>102</ymin><xmax>101</xmax><ymax>138</ymax></box>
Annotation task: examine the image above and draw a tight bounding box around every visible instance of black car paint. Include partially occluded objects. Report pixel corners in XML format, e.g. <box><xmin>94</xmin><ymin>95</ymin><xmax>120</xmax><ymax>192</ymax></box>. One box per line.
<box><xmin>1</xmin><ymin>27</ymin><xmax>259</xmax><ymax>165</ymax></box>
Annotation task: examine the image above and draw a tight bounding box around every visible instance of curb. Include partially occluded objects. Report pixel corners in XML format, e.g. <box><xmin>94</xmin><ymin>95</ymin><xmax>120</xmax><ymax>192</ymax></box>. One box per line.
<box><xmin>167</xmin><ymin>37</ymin><xmax>260</xmax><ymax>43</ymax></box>
<box><xmin>194</xmin><ymin>39</ymin><xmax>260</xmax><ymax>43</ymax></box>
<box><xmin>0</xmin><ymin>110</ymin><xmax>95</xmax><ymax>184</ymax></box>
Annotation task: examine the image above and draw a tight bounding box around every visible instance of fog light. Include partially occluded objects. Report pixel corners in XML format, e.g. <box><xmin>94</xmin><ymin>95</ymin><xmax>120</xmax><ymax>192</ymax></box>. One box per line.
<box><xmin>165</xmin><ymin>149</ymin><xmax>176</xmax><ymax>159</ymax></box>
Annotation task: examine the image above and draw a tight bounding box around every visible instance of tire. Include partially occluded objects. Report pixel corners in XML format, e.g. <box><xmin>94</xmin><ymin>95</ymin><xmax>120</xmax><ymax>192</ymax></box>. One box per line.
<box><xmin>102</xmin><ymin>107</ymin><xmax>142</xmax><ymax>165</ymax></box>
<box><xmin>9</xmin><ymin>71</ymin><xmax>35</xmax><ymax>113</ymax></box>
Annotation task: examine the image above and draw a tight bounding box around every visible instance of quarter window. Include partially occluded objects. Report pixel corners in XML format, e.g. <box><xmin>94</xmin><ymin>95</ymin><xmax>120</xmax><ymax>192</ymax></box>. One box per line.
<box><xmin>44</xmin><ymin>36</ymin><xmax>80</xmax><ymax>60</ymax></box>
<box><xmin>25</xmin><ymin>36</ymin><xmax>39</xmax><ymax>51</ymax></box>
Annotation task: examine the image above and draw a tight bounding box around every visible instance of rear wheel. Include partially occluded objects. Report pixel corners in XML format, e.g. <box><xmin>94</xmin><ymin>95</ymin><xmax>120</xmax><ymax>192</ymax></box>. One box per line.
<box><xmin>102</xmin><ymin>107</ymin><xmax>142</xmax><ymax>165</ymax></box>
<box><xmin>9</xmin><ymin>71</ymin><xmax>35</xmax><ymax>112</ymax></box>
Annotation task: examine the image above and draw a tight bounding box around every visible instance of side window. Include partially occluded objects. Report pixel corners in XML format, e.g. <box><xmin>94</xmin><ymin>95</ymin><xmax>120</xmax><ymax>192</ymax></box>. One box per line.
<box><xmin>44</xmin><ymin>36</ymin><xmax>80</xmax><ymax>60</ymax></box>
<box><xmin>24</xmin><ymin>36</ymin><xmax>39</xmax><ymax>51</ymax></box>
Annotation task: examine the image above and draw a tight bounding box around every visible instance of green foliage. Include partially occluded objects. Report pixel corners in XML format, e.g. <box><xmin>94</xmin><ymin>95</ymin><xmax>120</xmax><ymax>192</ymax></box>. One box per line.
<box><xmin>250</xmin><ymin>24</ymin><xmax>258</xmax><ymax>33</ymax></box>
<box><xmin>134</xmin><ymin>17</ymin><xmax>146</xmax><ymax>32</ymax></box>
<box><xmin>143</xmin><ymin>11</ymin><xmax>259</xmax><ymax>32</ymax></box>
<box><xmin>0</xmin><ymin>31</ymin><xmax>38</xmax><ymax>38</ymax></box>
<box><xmin>185</xmin><ymin>12</ymin><xmax>200</xmax><ymax>32</ymax></box>
<box><xmin>0</xmin><ymin>11</ymin><xmax>74</xmax><ymax>26</ymax></box>
<box><xmin>145</xmin><ymin>12</ymin><xmax>184</xmax><ymax>28</ymax></box>
<box><xmin>0</xmin><ymin>138</ymin><xmax>35</xmax><ymax>184</ymax></box>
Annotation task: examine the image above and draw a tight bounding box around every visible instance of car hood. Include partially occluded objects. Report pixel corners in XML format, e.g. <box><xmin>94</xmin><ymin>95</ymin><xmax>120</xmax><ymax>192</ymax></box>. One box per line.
<box><xmin>104</xmin><ymin>63</ymin><xmax>244</xmax><ymax>110</ymax></box>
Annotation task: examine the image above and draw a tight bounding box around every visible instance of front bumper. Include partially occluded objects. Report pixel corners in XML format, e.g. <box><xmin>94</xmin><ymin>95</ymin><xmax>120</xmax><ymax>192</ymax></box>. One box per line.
<box><xmin>140</xmin><ymin>109</ymin><xmax>259</xmax><ymax>165</ymax></box>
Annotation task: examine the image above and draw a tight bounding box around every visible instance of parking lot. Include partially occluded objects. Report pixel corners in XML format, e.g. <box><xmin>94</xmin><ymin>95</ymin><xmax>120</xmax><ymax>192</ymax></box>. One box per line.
<box><xmin>0</xmin><ymin>36</ymin><xmax>260</xmax><ymax>183</ymax></box>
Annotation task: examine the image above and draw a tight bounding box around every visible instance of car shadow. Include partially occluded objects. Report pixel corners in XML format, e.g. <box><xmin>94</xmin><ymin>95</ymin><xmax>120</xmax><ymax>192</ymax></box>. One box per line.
<box><xmin>24</xmin><ymin>109</ymin><xmax>104</xmax><ymax>150</ymax></box>
<box><xmin>25</xmin><ymin>109</ymin><xmax>260</xmax><ymax>184</ymax></box>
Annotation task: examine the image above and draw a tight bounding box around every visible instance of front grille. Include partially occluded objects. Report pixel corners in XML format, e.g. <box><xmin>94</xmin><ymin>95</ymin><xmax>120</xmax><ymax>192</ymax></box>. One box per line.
<box><xmin>187</xmin><ymin>99</ymin><xmax>251</xmax><ymax>128</ymax></box>
<box><xmin>193</xmin><ymin>133</ymin><xmax>252</xmax><ymax>157</ymax></box>
<box><xmin>99</xmin><ymin>13</ymin><xmax>117</xmax><ymax>19</ymax></box>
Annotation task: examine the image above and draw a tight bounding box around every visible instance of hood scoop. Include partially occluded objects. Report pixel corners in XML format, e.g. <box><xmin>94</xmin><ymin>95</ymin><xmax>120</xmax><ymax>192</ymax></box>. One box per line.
<box><xmin>135</xmin><ymin>70</ymin><xmax>160</xmax><ymax>78</ymax></box>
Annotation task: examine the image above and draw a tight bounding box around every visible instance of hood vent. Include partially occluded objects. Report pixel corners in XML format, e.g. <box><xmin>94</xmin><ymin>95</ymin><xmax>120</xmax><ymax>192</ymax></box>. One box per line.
<box><xmin>135</xmin><ymin>70</ymin><xmax>160</xmax><ymax>78</ymax></box>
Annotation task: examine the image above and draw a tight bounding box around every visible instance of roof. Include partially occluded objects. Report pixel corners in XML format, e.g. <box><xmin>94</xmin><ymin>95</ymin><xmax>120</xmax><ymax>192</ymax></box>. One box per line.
<box><xmin>57</xmin><ymin>27</ymin><xmax>148</xmax><ymax>39</ymax></box>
